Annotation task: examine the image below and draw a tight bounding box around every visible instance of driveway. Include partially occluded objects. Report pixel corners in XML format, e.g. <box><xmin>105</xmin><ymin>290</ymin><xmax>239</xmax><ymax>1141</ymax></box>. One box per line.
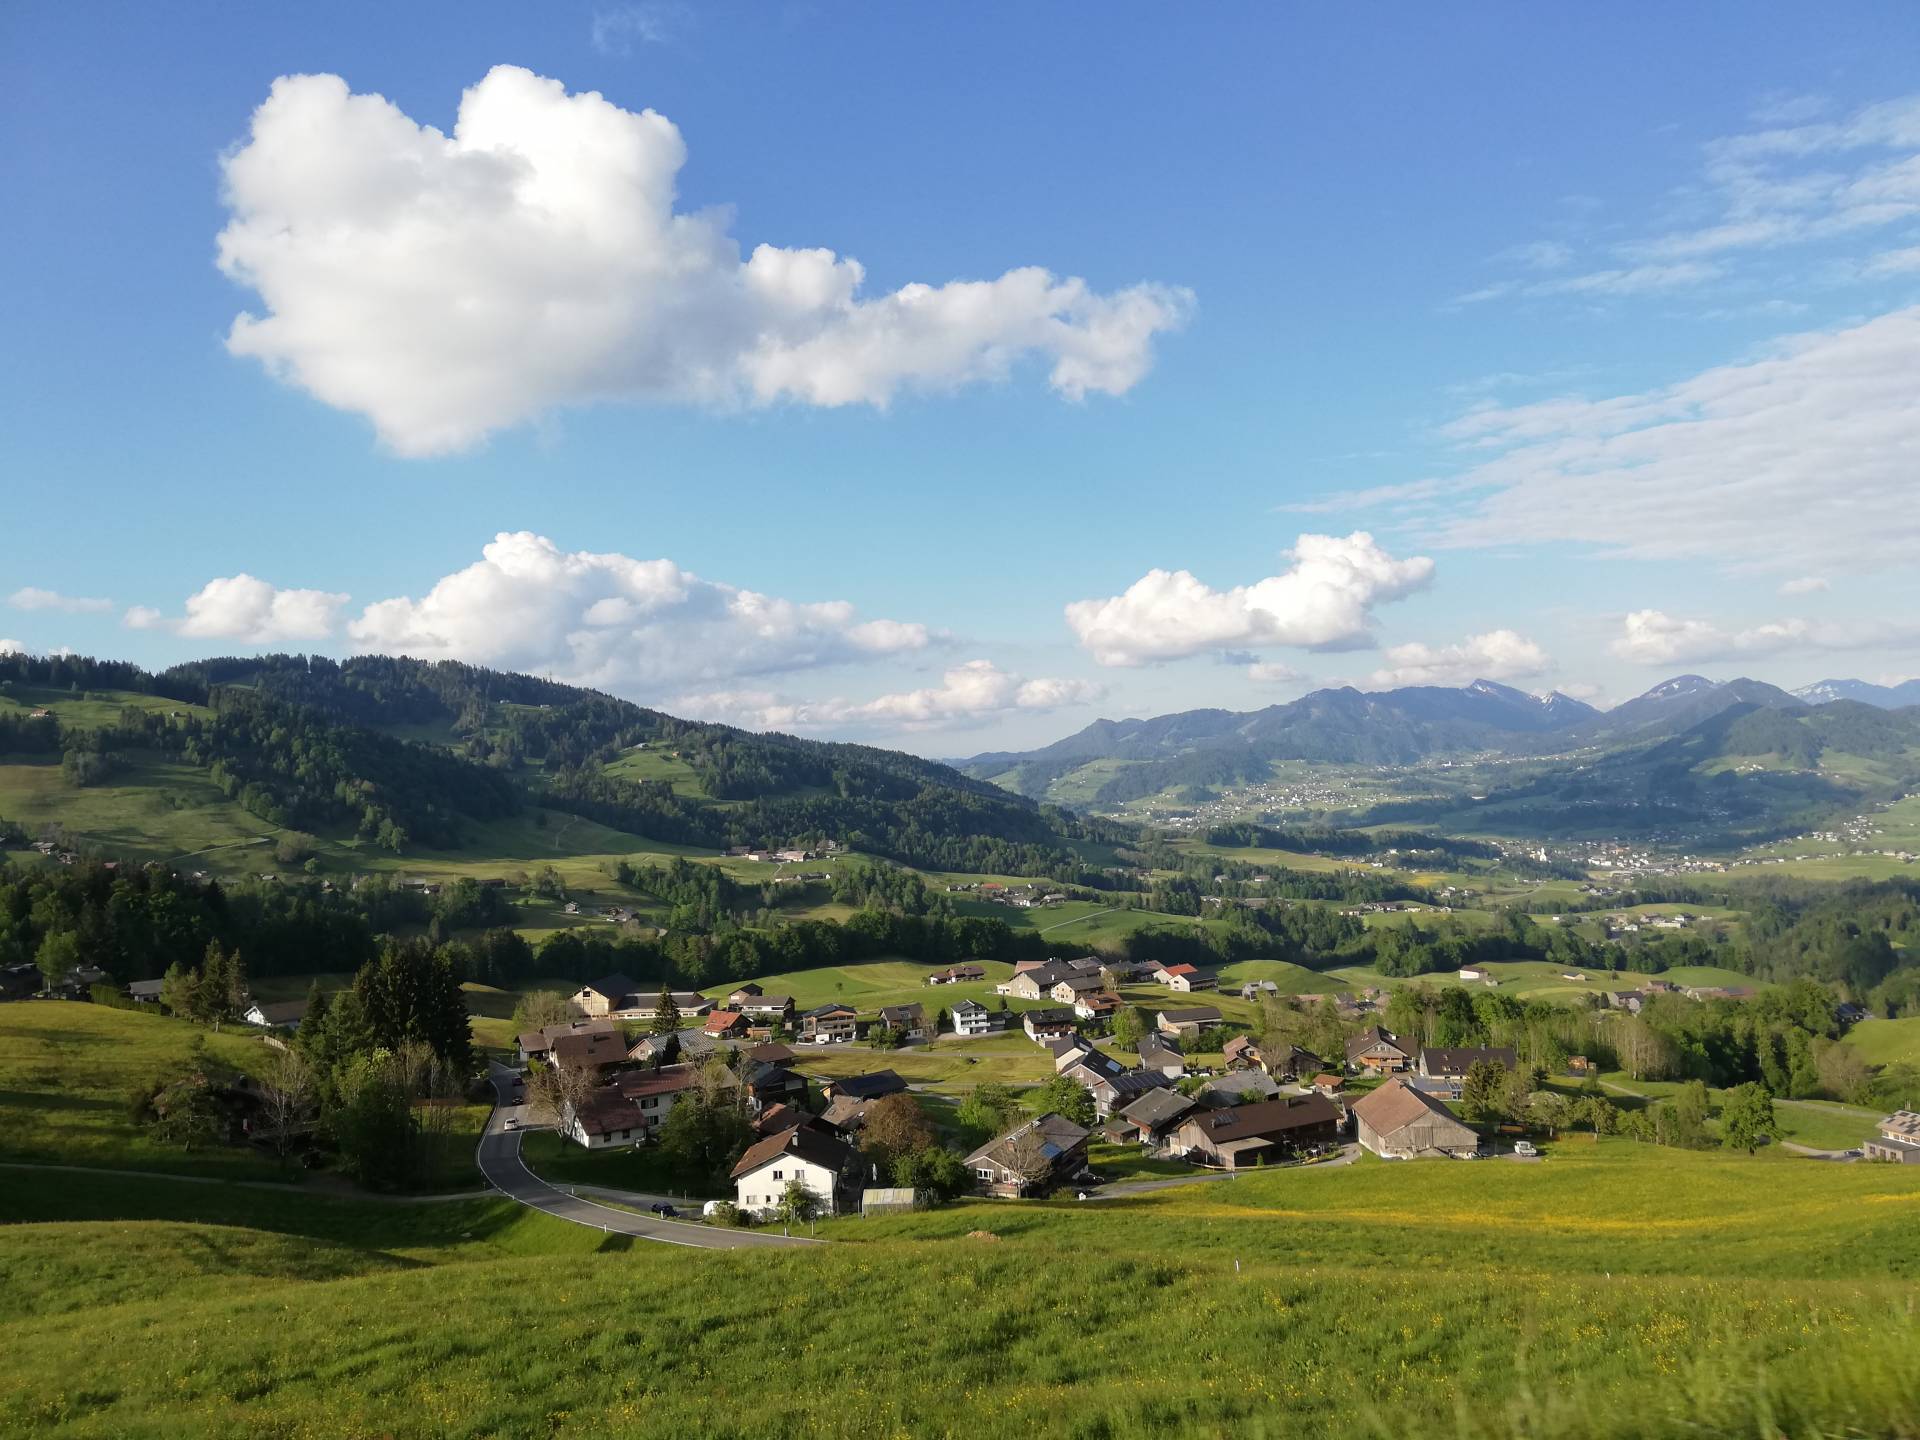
<box><xmin>476</xmin><ymin>1067</ymin><xmax>819</xmax><ymax>1250</ymax></box>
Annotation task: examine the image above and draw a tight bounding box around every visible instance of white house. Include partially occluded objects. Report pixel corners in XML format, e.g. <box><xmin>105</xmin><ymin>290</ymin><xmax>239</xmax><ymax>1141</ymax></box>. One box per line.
<box><xmin>730</xmin><ymin>1126</ymin><xmax>860</xmax><ymax>1219</ymax></box>
<box><xmin>950</xmin><ymin>999</ymin><xmax>998</xmax><ymax>1036</ymax></box>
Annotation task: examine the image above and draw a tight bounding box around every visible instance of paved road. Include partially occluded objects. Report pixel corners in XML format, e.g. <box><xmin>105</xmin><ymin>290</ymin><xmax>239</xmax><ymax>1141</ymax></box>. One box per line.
<box><xmin>476</xmin><ymin>1067</ymin><xmax>818</xmax><ymax>1249</ymax></box>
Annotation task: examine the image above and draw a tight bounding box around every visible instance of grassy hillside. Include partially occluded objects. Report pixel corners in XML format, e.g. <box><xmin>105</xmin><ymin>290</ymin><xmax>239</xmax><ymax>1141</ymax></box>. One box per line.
<box><xmin>0</xmin><ymin>1002</ymin><xmax>285</xmax><ymax>1179</ymax></box>
<box><xmin>1848</xmin><ymin>1015</ymin><xmax>1920</xmax><ymax>1068</ymax></box>
<box><xmin>2</xmin><ymin>1147</ymin><xmax>1917</xmax><ymax>1438</ymax></box>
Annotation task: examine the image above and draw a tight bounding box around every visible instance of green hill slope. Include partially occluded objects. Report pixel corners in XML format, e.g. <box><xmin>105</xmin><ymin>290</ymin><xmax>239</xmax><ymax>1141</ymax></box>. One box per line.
<box><xmin>2</xmin><ymin>1147</ymin><xmax>1917</xmax><ymax>1439</ymax></box>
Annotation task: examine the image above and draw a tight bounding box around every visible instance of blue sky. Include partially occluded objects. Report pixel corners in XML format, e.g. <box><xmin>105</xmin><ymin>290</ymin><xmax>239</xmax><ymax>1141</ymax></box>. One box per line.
<box><xmin>6</xmin><ymin>3</ymin><xmax>1920</xmax><ymax>754</ymax></box>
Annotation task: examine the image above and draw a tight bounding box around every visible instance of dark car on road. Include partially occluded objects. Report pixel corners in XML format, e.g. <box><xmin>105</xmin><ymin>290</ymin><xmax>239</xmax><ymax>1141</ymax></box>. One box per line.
<box><xmin>649</xmin><ymin>1202</ymin><xmax>679</xmax><ymax>1218</ymax></box>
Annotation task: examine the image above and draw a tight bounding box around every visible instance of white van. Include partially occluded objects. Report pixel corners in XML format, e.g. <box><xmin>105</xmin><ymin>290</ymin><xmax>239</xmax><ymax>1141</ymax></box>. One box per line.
<box><xmin>1513</xmin><ymin>1140</ymin><xmax>1537</xmax><ymax>1158</ymax></box>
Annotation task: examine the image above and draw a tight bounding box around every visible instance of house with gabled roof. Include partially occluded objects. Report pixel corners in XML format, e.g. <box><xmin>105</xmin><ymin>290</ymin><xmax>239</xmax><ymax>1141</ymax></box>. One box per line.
<box><xmin>1061</xmin><ymin>1047</ymin><xmax>1171</xmax><ymax>1118</ymax></box>
<box><xmin>571</xmin><ymin>974</ymin><xmax>640</xmax><ymax>1018</ymax></box>
<box><xmin>1137</xmin><ymin>1032</ymin><xmax>1186</xmax><ymax>1078</ymax></box>
<box><xmin>1417</xmin><ymin>1047</ymin><xmax>1519</xmax><ymax>1093</ymax></box>
<box><xmin>1865</xmin><ymin>1110</ymin><xmax>1920</xmax><ymax>1164</ymax></box>
<box><xmin>1345</xmin><ymin>1026</ymin><xmax>1413</xmax><ymax>1075</ymax></box>
<box><xmin>519</xmin><ymin>1016</ymin><xmax>619</xmax><ymax>1064</ymax></box>
<box><xmin>1197</xmin><ymin>1069</ymin><xmax>1281</xmax><ymax>1108</ymax></box>
<box><xmin>875</xmin><ymin>1003</ymin><xmax>928</xmax><ymax>1040</ymax></box>
<box><xmin>1109</xmin><ymin>1087</ymin><xmax>1197</xmax><ymax>1146</ymax></box>
<box><xmin>562</xmin><ymin>1091</ymin><xmax>647</xmax><ymax>1149</ymax></box>
<box><xmin>731</xmin><ymin>1125</ymin><xmax>862</xmax><ymax>1218</ymax></box>
<box><xmin>821</xmin><ymin>1071</ymin><xmax>907</xmax><ymax>1104</ymax></box>
<box><xmin>800</xmin><ymin>1002</ymin><xmax>858</xmax><ymax>1044</ymax></box>
<box><xmin>1170</xmin><ymin>1093</ymin><xmax>1343</xmax><ymax>1168</ymax></box>
<box><xmin>1351</xmin><ymin>1076</ymin><xmax>1480</xmax><ymax>1159</ymax></box>
<box><xmin>1156</xmin><ymin>1005</ymin><xmax>1223</xmax><ymax>1038</ymax></box>
<box><xmin>1222</xmin><ymin>1034</ymin><xmax>1263</xmax><ymax>1071</ymax></box>
<box><xmin>964</xmin><ymin>1113</ymin><xmax>1091</xmax><ymax>1197</ymax></box>
<box><xmin>949</xmin><ymin>999</ymin><xmax>998</xmax><ymax>1036</ymax></box>
<box><xmin>1021</xmin><ymin>1007</ymin><xmax>1078</xmax><ymax>1042</ymax></box>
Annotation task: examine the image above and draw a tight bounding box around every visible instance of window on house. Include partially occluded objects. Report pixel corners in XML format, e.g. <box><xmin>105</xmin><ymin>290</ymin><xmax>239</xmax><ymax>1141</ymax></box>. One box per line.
<box><xmin>977</xmin><ymin>1168</ymin><xmax>995</xmax><ymax>1180</ymax></box>
<box><xmin>773</xmin><ymin>1169</ymin><xmax>783</xmax><ymax>1180</ymax></box>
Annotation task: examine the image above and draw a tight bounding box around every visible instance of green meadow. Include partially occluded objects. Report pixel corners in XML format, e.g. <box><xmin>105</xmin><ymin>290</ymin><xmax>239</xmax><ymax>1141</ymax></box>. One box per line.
<box><xmin>2</xmin><ymin>1145</ymin><xmax>1918</xmax><ymax>1438</ymax></box>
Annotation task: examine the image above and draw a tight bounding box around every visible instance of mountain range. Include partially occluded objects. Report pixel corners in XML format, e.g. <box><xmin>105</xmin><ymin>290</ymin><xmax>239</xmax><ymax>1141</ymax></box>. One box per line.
<box><xmin>1792</xmin><ymin>677</ymin><xmax>1920</xmax><ymax>708</ymax></box>
<box><xmin>960</xmin><ymin>673</ymin><xmax>1851</xmax><ymax>806</ymax></box>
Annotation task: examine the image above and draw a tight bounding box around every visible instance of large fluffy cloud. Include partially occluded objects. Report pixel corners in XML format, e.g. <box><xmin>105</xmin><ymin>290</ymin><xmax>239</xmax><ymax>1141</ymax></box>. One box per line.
<box><xmin>1609</xmin><ymin>609</ymin><xmax>1920</xmax><ymax>666</ymax></box>
<box><xmin>1428</xmin><ymin>306</ymin><xmax>1920</xmax><ymax>572</ymax></box>
<box><xmin>124</xmin><ymin>575</ymin><xmax>349</xmax><ymax>643</ymax></box>
<box><xmin>1064</xmin><ymin>532</ymin><xmax>1433</xmax><ymax>667</ymax></box>
<box><xmin>675</xmin><ymin>660</ymin><xmax>1102</xmax><ymax>734</ymax></box>
<box><xmin>8</xmin><ymin>587</ymin><xmax>112</xmax><ymax>615</ymax></box>
<box><xmin>1365</xmin><ymin>629</ymin><xmax>1552</xmax><ymax>689</ymax></box>
<box><xmin>347</xmin><ymin>531</ymin><xmax>930</xmax><ymax>691</ymax></box>
<box><xmin>216</xmin><ymin>66</ymin><xmax>1191</xmax><ymax>455</ymax></box>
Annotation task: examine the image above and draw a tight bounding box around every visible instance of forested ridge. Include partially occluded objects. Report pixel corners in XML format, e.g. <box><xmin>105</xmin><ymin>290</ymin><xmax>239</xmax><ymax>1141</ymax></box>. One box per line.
<box><xmin>0</xmin><ymin>651</ymin><xmax>1121</xmax><ymax>875</ymax></box>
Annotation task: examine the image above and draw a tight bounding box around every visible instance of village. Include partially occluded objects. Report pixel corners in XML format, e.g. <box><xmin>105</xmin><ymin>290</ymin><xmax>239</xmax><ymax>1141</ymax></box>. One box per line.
<box><xmin>473</xmin><ymin>955</ymin><xmax>1920</xmax><ymax>1227</ymax></box>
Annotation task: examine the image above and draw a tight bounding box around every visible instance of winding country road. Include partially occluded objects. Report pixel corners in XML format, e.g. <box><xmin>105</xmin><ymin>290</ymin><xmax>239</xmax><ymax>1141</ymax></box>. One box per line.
<box><xmin>476</xmin><ymin>1067</ymin><xmax>818</xmax><ymax>1249</ymax></box>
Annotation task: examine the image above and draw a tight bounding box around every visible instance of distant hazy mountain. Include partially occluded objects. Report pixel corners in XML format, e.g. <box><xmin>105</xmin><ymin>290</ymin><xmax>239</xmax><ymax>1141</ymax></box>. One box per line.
<box><xmin>1793</xmin><ymin>677</ymin><xmax>1920</xmax><ymax>709</ymax></box>
<box><xmin>961</xmin><ymin>674</ymin><xmax>1821</xmax><ymax>806</ymax></box>
<box><xmin>1564</xmin><ymin>675</ymin><xmax>1803</xmax><ymax>742</ymax></box>
<box><xmin>960</xmin><ymin>678</ymin><xmax>1602</xmax><ymax>801</ymax></box>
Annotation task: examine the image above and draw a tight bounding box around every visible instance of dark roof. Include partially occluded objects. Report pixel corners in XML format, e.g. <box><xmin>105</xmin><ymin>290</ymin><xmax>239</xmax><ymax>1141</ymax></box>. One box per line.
<box><xmin>731</xmin><ymin>1123</ymin><xmax>858</xmax><ymax>1180</ymax></box>
<box><xmin>1023</xmin><ymin>1006</ymin><xmax>1076</xmax><ymax>1025</ymax></box>
<box><xmin>1345</xmin><ymin>1026</ymin><xmax>1408</xmax><ymax>1062</ymax></box>
<box><xmin>580</xmin><ymin>973</ymin><xmax>639</xmax><ymax>1002</ymax></box>
<box><xmin>126</xmin><ymin>979</ymin><xmax>166</xmax><ymax>998</ymax></box>
<box><xmin>611</xmin><ymin>1065</ymin><xmax>703</xmax><ymax>1099</ymax></box>
<box><xmin>572</xmin><ymin>1091</ymin><xmax>645</xmax><ymax>1136</ymax></box>
<box><xmin>963</xmin><ymin>1112</ymin><xmax>1091</xmax><ymax>1169</ymax></box>
<box><xmin>746</xmin><ymin>1042</ymin><xmax>797</xmax><ymax>1064</ymax></box>
<box><xmin>730</xmin><ymin>983</ymin><xmax>764</xmax><ymax>997</ymax></box>
<box><xmin>1158</xmin><ymin>1005</ymin><xmax>1222</xmax><ymax>1023</ymax></box>
<box><xmin>1181</xmin><ymin>1093</ymin><xmax>1340</xmax><ymax>1142</ymax></box>
<box><xmin>246</xmin><ymin>1000</ymin><xmax>307</xmax><ymax>1026</ymax></box>
<box><xmin>550</xmin><ymin>1031</ymin><xmax>625</xmax><ymax>1068</ymax></box>
<box><xmin>825</xmin><ymin>1070</ymin><xmax>907</xmax><ymax>1101</ymax></box>
<box><xmin>876</xmin><ymin>1004</ymin><xmax>925</xmax><ymax>1025</ymax></box>
<box><xmin>1118</xmin><ymin>1088</ymin><xmax>1196</xmax><ymax>1129</ymax></box>
<box><xmin>1419</xmin><ymin>1046</ymin><xmax>1518</xmax><ymax>1076</ymax></box>
<box><xmin>1138</xmin><ymin>1033</ymin><xmax>1184</xmax><ymax>1059</ymax></box>
<box><xmin>803</xmin><ymin>1002</ymin><xmax>858</xmax><ymax>1019</ymax></box>
<box><xmin>745</xmin><ymin>1062</ymin><xmax>806</xmax><ymax>1090</ymax></box>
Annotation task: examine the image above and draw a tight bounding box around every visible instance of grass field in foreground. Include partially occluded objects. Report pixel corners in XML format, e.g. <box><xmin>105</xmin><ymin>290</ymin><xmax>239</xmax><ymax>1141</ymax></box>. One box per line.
<box><xmin>2</xmin><ymin>1147</ymin><xmax>1918</xmax><ymax>1438</ymax></box>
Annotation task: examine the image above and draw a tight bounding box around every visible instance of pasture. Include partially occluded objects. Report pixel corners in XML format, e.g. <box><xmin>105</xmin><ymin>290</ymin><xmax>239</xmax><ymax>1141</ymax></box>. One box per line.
<box><xmin>0</xmin><ymin>1001</ymin><xmax>285</xmax><ymax>1180</ymax></box>
<box><xmin>1</xmin><ymin>1145</ymin><xmax>1917</xmax><ymax>1438</ymax></box>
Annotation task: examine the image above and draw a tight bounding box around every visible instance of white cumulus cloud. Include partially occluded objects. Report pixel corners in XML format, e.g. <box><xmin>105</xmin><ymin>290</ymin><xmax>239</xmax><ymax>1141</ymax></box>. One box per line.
<box><xmin>8</xmin><ymin>587</ymin><xmax>113</xmax><ymax>615</ymax></box>
<box><xmin>130</xmin><ymin>576</ymin><xmax>350</xmax><ymax>643</ymax></box>
<box><xmin>347</xmin><ymin>531</ymin><xmax>931</xmax><ymax>692</ymax></box>
<box><xmin>1609</xmin><ymin>608</ymin><xmax>1920</xmax><ymax>666</ymax></box>
<box><xmin>216</xmin><ymin>65</ymin><xmax>1191</xmax><ymax>455</ymax></box>
<box><xmin>0</xmin><ymin>639</ymin><xmax>26</xmax><ymax>655</ymax></box>
<box><xmin>1365</xmin><ymin>630</ymin><xmax>1552</xmax><ymax>689</ymax></box>
<box><xmin>674</xmin><ymin>660</ymin><xmax>1102</xmax><ymax>735</ymax></box>
<box><xmin>1064</xmin><ymin>532</ymin><xmax>1433</xmax><ymax>668</ymax></box>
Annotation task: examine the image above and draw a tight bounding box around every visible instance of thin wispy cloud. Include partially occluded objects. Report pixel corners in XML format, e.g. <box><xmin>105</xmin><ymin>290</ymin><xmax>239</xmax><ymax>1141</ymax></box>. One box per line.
<box><xmin>590</xmin><ymin>2</ymin><xmax>688</xmax><ymax>56</ymax></box>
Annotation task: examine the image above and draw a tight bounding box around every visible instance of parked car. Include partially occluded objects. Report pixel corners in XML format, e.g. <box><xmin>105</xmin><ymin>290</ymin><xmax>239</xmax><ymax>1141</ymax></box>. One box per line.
<box><xmin>649</xmin><ymin>1202</ymin><xmax>680</xmax><ymax>1218</ymax></box>
<box><xmin>700</xmin><ymin>1200</ymin><xmax>731</xmax><ymax>1219</ymax></box>
<box><xmin>1513</xmin><ymin>1140</ymin><xmax>1538</xmax><ymax>1157</ymax></box>
<box><xmin>502</xmin><ymin>1118</ymin><xmax>518</xmax><ymax>1132</ymax></box>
